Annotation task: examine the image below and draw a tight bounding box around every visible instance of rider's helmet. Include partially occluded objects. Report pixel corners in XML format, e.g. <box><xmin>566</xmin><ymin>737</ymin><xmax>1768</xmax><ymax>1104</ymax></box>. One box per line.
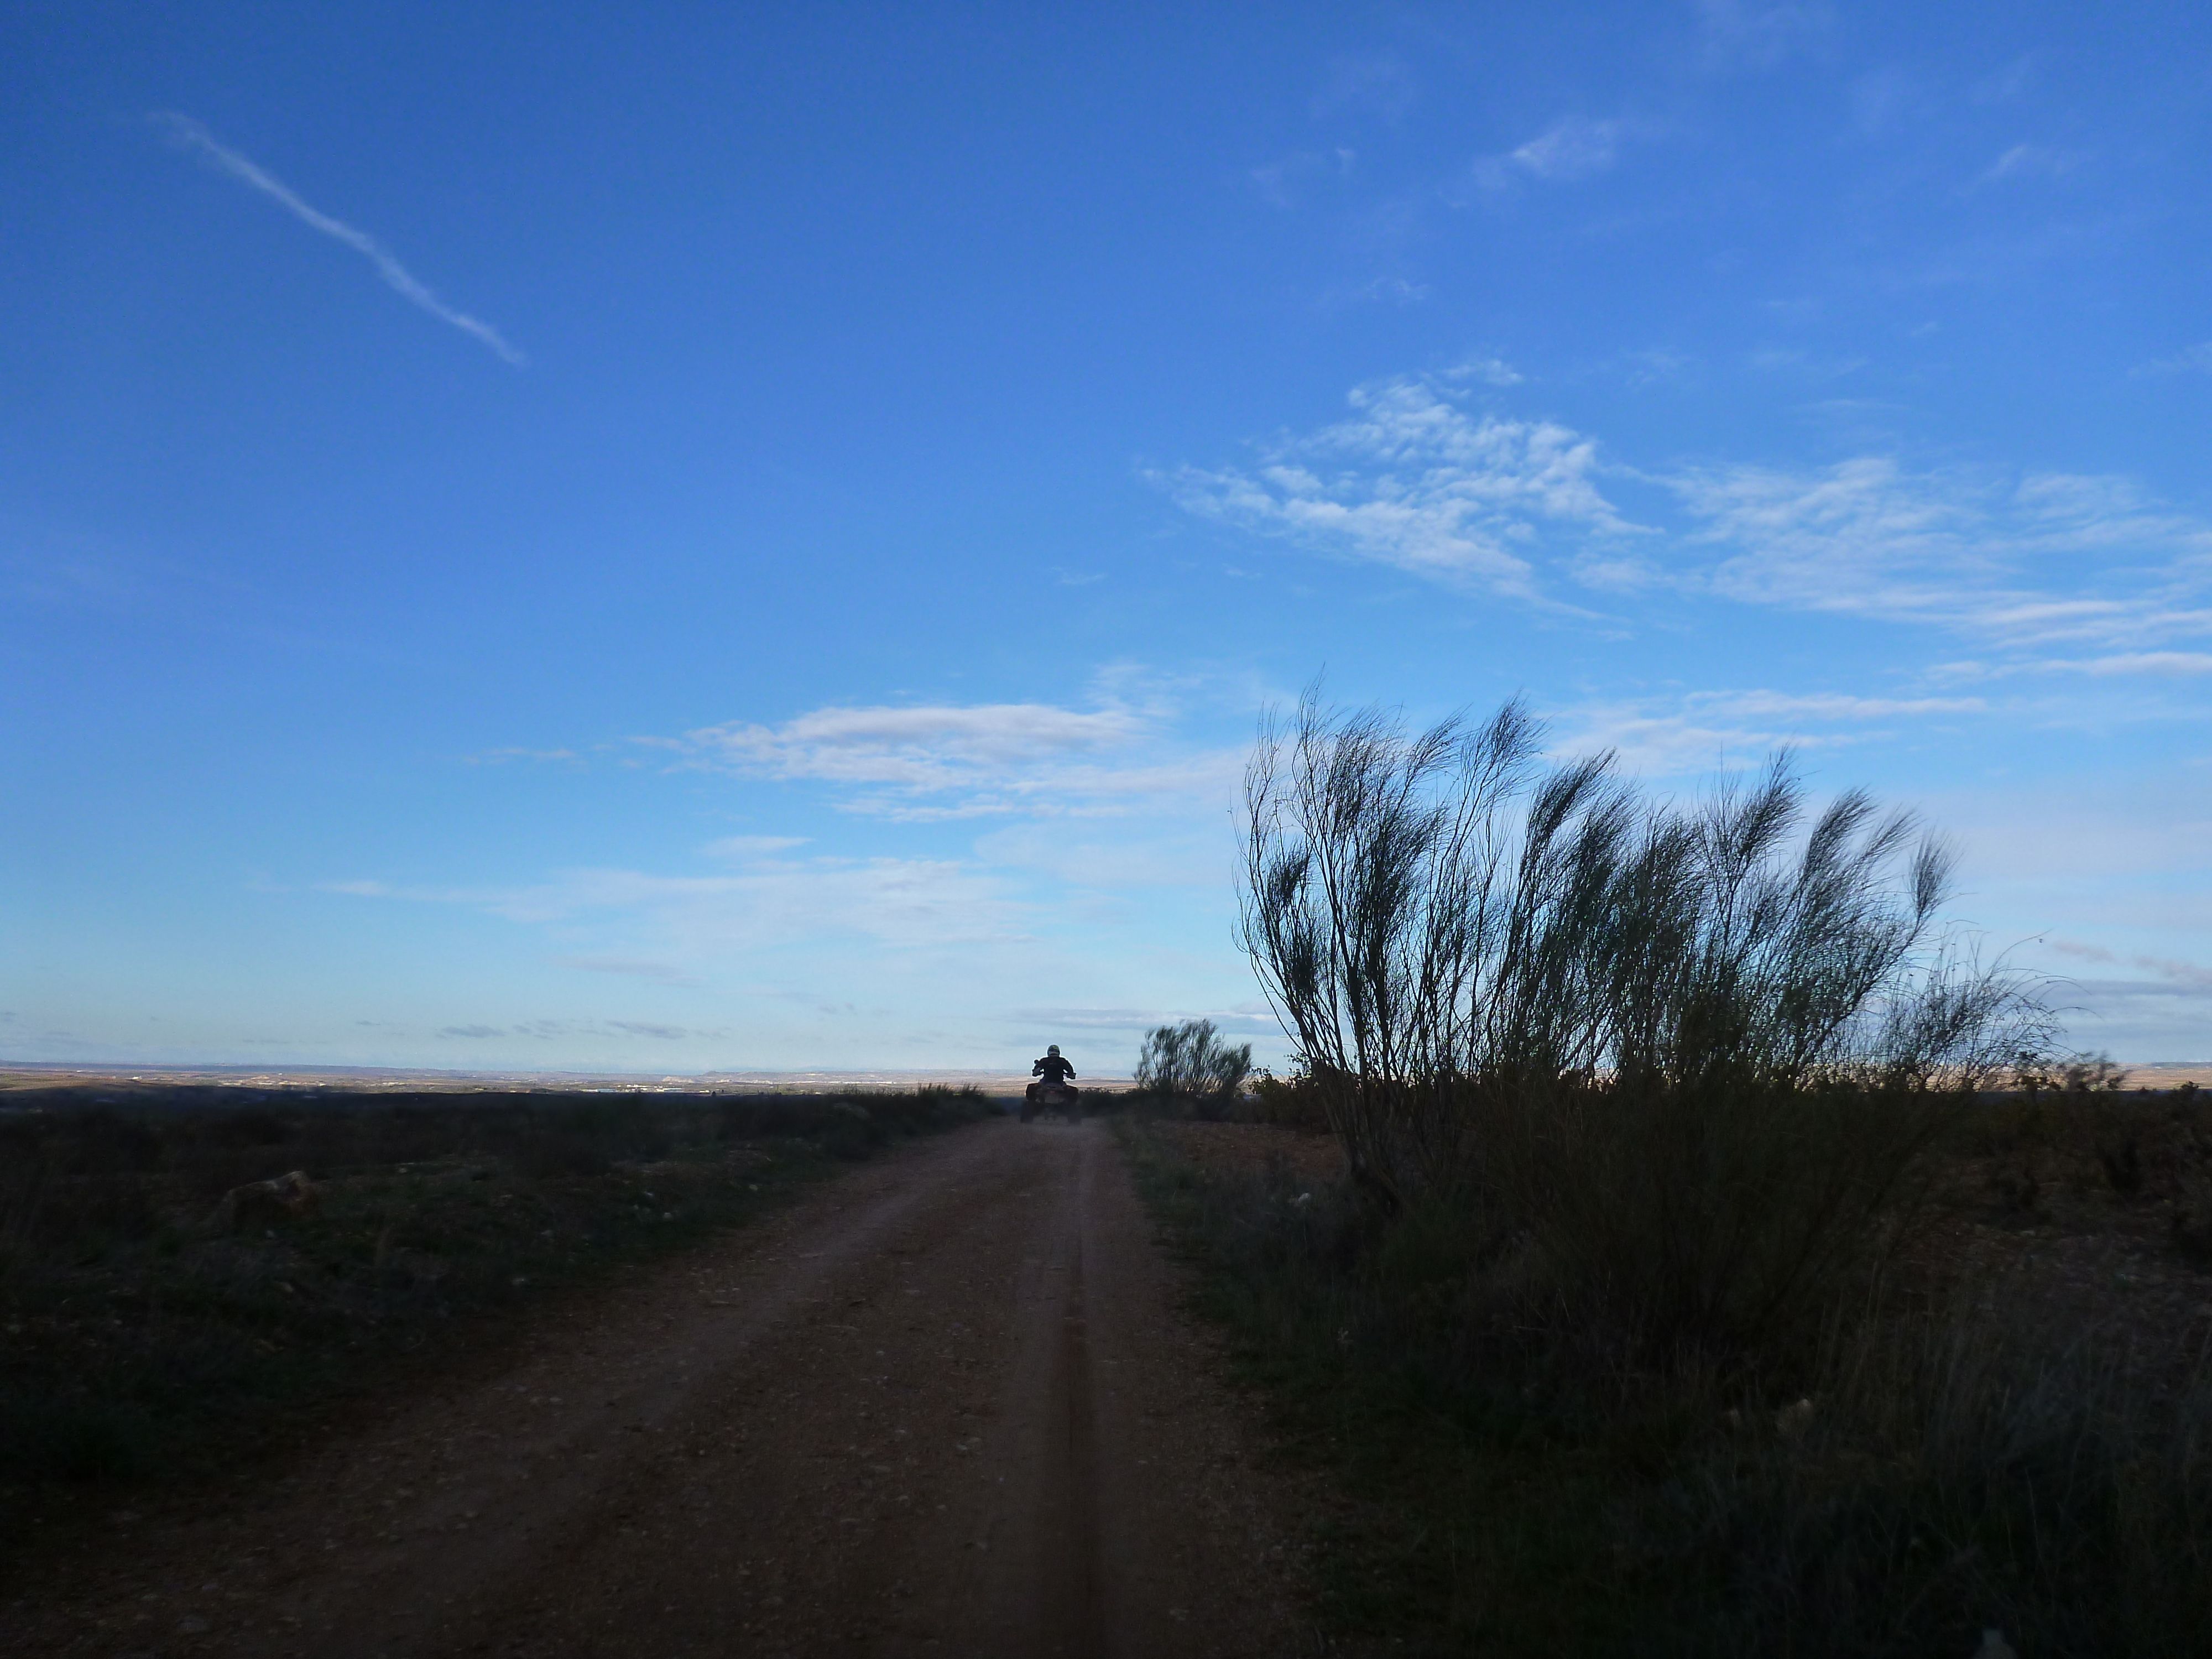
<box><xmin>1047</xmin><ymin>1044</ymin><xmax>1061</xmax><ymax>1056</ymax></box>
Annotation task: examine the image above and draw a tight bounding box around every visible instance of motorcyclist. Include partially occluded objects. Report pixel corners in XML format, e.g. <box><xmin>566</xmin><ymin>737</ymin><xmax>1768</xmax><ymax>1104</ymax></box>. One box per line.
<box><xmin>1023</xmin><ymin>1045</ymin><xmax>1078</xmax><ymax>1118</ymax></box>
<box><xmin>1031</xmin><ymin>1044</ymin><xmax>1077</xmax><ymax>1090</ymax></box>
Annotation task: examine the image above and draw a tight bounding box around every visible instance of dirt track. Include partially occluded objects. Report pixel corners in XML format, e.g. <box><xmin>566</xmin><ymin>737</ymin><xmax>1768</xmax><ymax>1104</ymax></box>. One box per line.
<box><xmin>5</xmin><ymin>1119</ymin><xmax>1314</xmax><ymax>1657</ymax></box>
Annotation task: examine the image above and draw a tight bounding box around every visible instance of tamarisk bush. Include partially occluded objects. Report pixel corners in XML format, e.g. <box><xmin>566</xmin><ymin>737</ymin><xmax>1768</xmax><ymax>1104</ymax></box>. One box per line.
<box><xmin>1239</xmin><ymin>690</ymin><xmax>2052</xmax><ymax>1359</ymax></box>
<box><xmin>1134</xmin><ymin>1018</ymin><xmax>1254</xmax><ymax>1113</ymax></box>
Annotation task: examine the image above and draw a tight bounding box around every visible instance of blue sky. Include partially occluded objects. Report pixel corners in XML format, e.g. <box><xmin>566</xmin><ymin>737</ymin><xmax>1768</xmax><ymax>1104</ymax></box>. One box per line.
<box><xmin>5</xmin><ymin>1</ymin><xmax>2210</xmax><ymax>1073</ymax></box>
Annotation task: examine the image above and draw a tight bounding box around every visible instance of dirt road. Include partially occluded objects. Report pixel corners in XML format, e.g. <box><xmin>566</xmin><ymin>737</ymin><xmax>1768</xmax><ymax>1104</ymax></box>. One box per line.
<box><xmin>6</xmin><ymin>1119</ymin><xmax>1314</xmax><ymax>1657</ymax></box>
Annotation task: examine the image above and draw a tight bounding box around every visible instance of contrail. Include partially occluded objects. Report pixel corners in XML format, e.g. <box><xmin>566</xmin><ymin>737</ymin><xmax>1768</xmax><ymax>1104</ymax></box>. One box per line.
<box><xmin>154</xmin><ymin>113</ymin><xmax>526</xmax><ymax>367</ymax></box>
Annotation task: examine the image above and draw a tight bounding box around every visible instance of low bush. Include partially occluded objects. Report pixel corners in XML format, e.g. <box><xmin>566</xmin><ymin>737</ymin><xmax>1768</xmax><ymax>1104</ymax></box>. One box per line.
<box><xmin>1133</xmin><ymin>1019</ymin><xmax>1254</xmax><ymax>1119</ymax></box>
<box><xmin>1125</xmin><ymin>1118</ymin><xmax>2212</xmax><ymax>1656</ymax></box>
<box><xmin>1246</xmin><ymin>1067</ymin><xmax>1332</xmax><ymax>1133</ymax></box>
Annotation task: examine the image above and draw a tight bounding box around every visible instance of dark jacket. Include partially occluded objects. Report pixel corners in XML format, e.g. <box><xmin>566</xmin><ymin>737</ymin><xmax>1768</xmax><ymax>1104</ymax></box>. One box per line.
<box><xmin>1031</xmin><ymin>1053</ymin><xmax>1077</xmax><ymax>1086</ymax></box>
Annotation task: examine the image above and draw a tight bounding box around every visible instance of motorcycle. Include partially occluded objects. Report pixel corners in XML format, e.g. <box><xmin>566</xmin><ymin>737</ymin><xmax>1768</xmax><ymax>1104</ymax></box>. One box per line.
<box><xmin>1020</xmin><ymin>1078</ymin><xmax>1081</xmax><ymax>1123</ymax></box>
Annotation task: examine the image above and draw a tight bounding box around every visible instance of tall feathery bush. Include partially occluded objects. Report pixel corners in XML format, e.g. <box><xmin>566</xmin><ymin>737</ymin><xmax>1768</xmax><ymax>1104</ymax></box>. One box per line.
<box><xmin>1239</xmin><ymin>690</ymin><xmax>2052</xmax><ymax>1359</ymax></box>
<box><xmin>1135</xmin><ymin>1018</ymin><xmax>1254</xmax><ymax>1111</ymax></box>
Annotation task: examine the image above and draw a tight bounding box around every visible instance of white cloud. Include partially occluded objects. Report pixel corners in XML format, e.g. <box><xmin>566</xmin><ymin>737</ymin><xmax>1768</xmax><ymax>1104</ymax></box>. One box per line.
<box><xmin>1016</xmin><ymin>1003</ymin><xmax>1283</xmax><ymax>1039</ymax></box>
<box><xmin>154</xmin><ymin>113</ymin><xmax>525</xmax><ymax>366</ymax></box>
<box><xmin>328</xmin><ymin>854</ymin><xmax>1030</xmax><ymax>952</ymax></box>
<box><xmin>1983</xmin><ymin>143</ymin><xmax>2079</xmax><ymax>183</ymax></box>
<box><xmin>2051</xmin><ymin>940</ymin><xmax>2212</xmax><ymax>992</ymax></box>
<box><xmin>640</xmin><ymin>689</ymin><xmax>1241</xmax><ymax>823</ymax></box>
<box><xmin>1170</xmin><ymin>373</ymin><xmax>2212</xmax><ymax>658</ymax></box>
<box><xmin>436</xmin><ymin>1018</ymin><xmax>717</xmax><ymax>1042</ymax></box>
<box><xmin>1671</xmin><ymin>457</ymin><xmax>2212</xmax><ymax>648</ymax></box>
<box><xmin>1164</xmin><ymin>375</ymin><xmax>1637</xmax><ymax>597</ymax></box>
<box><xmin>1439</xmin><ymin>356</ymin><xmax>1525</xmax><ymax>387</ymax></box>
<box><xmin>2032</xmin><ymin>974</ymin><xmax>2212</xmax><ymax>1059</ymax></box>
<box><xmin>1357</xmin><ymin>275</ymin><xmax>1431</xmax><ymax>305</ymax></box>
<box><xmin>1553</xmin><ymin>687</ymin><xmax>1989</xmax><ymax>776</ymax></box>
<box><xmin>1469</xmin><ymin>117</ymin><xmax>1637</xmax><ymax>194</ymax></box>
<box><xmin>1508</xmin><ymin>117</ymin><xmax>1623</xmax><ymax>181</ymax></box>
<box><xmin>669</xmin><ymin>702</ymin><xmax>1146</xmax><ymax>791</ymax></box>
<box><xmin>2030</xmin><ymin>652</ymin><xmax>2212</xmax><ymax>678</ymax></box>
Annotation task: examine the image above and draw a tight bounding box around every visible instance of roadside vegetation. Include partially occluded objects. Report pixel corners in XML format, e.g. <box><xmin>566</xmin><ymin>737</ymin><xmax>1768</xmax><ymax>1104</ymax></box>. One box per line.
<box><xmin>1126</xmin><ymin>692</ymin><xmax>2212</xmax><ymax>1657</ymax></box>
<box><xmin>1131</xmin><ymin>1018</ymin><xmax>1255</xmax><ymax>1119</ymax></box>
<box><xmin>0</xmin><ymin>1084</ymin><xmax>989</xmax><ymax>1540</ymax></box>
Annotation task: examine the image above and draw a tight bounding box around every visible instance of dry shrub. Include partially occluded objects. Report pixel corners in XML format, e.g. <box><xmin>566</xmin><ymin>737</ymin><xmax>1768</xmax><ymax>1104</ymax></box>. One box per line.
<box><xmin>1134</xmin><ymin>1019</ymin><xmax>1254</xmax><ymax>1118</ymax></box>
<box><xmin>1239</xmin><ymin>690</ymin><xmax>2052</xmax><ymax>1369</ymax></box>
<box><xmin>1665</xmin><ymin>1284</ymin><xmax>2212</xmax><ymax>1656</ymax></box>
<box><xmin>1131</xmin><ymin>1124</ymin><xmax>2212</xmax><ymax>1656</ymax></box>
<box><xmin>1207</xmin><ymin>686</ymin><xmax>2210</xmax><ymax>1643</ymax></box>
<box><xmin>1478</xmin><ymin>1079</ymin><xmax>1944</xmax><ymax>1363</ymax></box>
<box><xmin>1246</xmin><ymin>1067</ymin><xmax>1332</xmax><ymax>1132</ymax></box>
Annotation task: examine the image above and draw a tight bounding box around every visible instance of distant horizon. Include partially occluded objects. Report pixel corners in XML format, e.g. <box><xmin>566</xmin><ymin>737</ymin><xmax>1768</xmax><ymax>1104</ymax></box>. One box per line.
<box><xmin>7</xmin><ymin>1058</ymin><xmax>2206</xmax><ymax>1092</ymax></box>
<box><xmin>0</xmin><ymin>1058</ymin><xmax>1141</xmax><ymax>1090</ymax></box>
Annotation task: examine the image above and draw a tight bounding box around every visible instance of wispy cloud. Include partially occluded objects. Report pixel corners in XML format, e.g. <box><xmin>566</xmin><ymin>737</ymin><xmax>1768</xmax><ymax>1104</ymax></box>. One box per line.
<box><xmin>1169</xmin><ymin>374</ymin><xmax>2212</xmax><ymax>659</ymax></box>
<box><xmin>2033</xmin><ymin>938</ymin><xmax>2212</xmax><ymax>1053</ymax></box>
<box><xmin>1507</xmin><ymin>117</ymin><xmax>1625</xmax><ymax>181</ymax></box>
<box><xmin>1671</xmin><ymin>458</ymin><xmax>2212</xmax><ymax>647</ymax></box>
<box><xmin>1439</xmin><ymin>356</ymin><xmax>1524</xmax><ymax>387</ymax></box>
<box><xmin>666</xmin><ymin>702</ymin><xmax>1147</xmax><ymax>791</ymax></box>
<box><xmin>2011</xmin><ymin>652</ymin><xmax>2212</xmax><ymax>679</ymax></box>
<box><xmin>328</xmin><ymin>848</ymin><xmax>1031</xmax><ymax>953</ymax></box>
<box><xmin>2051</xmin><ymin>940</ymin><xmax>2212</xmax><ymax>992</ymax></box>
<box><xmin>2135</xmin><ymin>342</ymin><xmax>2212</xmax><ymax>378</ymax></box>
<box><xmin>1356</xmin><ymin>275</ymin><xmax>1431</xmax><ymax>306</ymax></box>
<box><xmin>1468</xmin><ymin>117</ymin><xmax>1646</xmax><ymax>195</ymax></box>
<box><xmin>436</xmin><ymin>1018</ymin><xmax>719</xmax><ymax>1042</ymax></box>
<box><xmin>1248</xmin><ymin>147</ymin><xmax>1357</xmax><ymax>208</ymax></box>
<box><xmin>1015</xmin><ymin>1002</ymin><xmax>1283</xmax><ymax>1039</ymax></box>
<box><xmin>1981</xmin><ymin>143</ymin><xmax>2080</xmax><ymax>184</ymax></box>
<box><xmin>636</xmin><ymin>693</ymin><xmax>1238</xmax><ymax>822</ymax></box>
<box><xmin>154</xmin><ymin>113</ymin><xmax>526</xmax><ymax>366</ymax></box>
<box><xmin>1163</xmin><ymin>374</ymin><xmax>1637</xmax><ymax>598</ymax></box>
<box><xmin>1693</xmin><ymin>0</ymin><xmax>1832</xmax><ymax>70</ymax></box>
<box><xmin>1554</xmin><ymin>687</ymin><xmax>1988</xmax><ymax>775</ymax></box>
